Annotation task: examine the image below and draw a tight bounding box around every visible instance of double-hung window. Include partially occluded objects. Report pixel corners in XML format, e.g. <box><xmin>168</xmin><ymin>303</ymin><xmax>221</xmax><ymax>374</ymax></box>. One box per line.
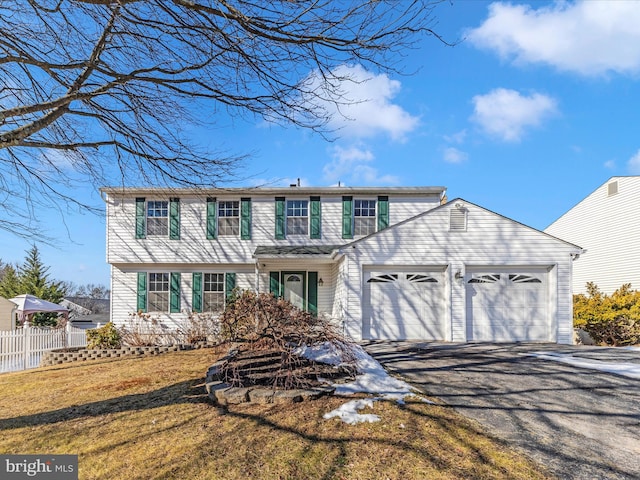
<box><xmin>147</xmin><ymin>201</ymin><xmax>168</xmax><ymax>236</ymax></box>
<box><xmin>218</xmin><ymin>201</ymin><xmax>240</xmax><ymax>236</ymax></box>
<box><xmin>354</xmin><ymin>199</ymin><xmax>376</xmax><ymax>236</ymax></box>
<box><xmin>148</xmin><ymin>273</ymin><xmax>169</xmax><ymax>312</ymax></box>
<box><xmin>203</xmin><ymin>273</ymin><xmax>225</xmax><ymax>312</ymax></box>
<box><xmin>287</xmin><ymin>200</ymin><xmax>308</xmax><ymax>235</ymax></box>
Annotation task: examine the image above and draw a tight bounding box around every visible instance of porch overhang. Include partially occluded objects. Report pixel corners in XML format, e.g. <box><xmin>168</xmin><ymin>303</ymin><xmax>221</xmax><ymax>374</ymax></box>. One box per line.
<box><xmin>253</xmin><ymin>245</ymin><xmax>342</xmax><ymax>265</ymax></box>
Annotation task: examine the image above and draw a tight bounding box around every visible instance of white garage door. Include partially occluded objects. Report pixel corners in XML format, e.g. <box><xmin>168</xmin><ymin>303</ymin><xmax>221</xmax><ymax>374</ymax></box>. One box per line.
<box><xmin>466</xmin><ymin>271</ymin><xmax>549</xmax><ymax>342</ymax></box>
<box><xmin>365</xmin><ymin>270</ymin><xmax>445</xmax><ymax>340</ymax></box>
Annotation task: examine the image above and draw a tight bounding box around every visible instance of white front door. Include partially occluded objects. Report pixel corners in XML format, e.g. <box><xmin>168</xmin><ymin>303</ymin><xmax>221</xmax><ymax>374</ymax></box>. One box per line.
<box><xmin>283</xmin><ymin>273</ymin><xmax>305</xmax><ymax>310</ymax></box>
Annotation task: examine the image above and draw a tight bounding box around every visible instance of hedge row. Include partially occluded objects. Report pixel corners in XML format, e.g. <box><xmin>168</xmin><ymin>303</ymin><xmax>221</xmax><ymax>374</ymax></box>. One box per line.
<box><xmin>574</xmin><ymin>282</ymin><xmax>640</xmax><ymax>346</ymax></box>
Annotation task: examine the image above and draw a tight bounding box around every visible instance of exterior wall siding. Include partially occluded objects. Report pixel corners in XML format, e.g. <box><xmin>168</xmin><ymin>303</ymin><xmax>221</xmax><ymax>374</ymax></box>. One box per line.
<box><xmin>105</xmin><ymin>193</ymin><xmax>441</xmax><ymax>264</ymax></box>
<box><xmin>340</xmin><ymin>202</ymin><xmax>580</xmax><ymax>342</ymax></box>
<box><xmin>110</xmin><ymin>264</ymin><xmax>254</xmax><ymax>327</ymax></box>
<box><xmin>545</xmin><ymin>176</ymin><xmax>640</xmax><ymax>295</ymax></box>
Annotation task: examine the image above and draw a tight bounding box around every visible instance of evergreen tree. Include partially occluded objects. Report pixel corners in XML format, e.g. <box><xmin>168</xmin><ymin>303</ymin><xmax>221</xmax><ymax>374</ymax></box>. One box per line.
<box><xmin>0</xmin><ymin>264</ymin><xmax>20</xmax><ymax>298</ymax></box>
<box><xmin>18</xmin><ymin>246</ymin><xmax>66</xmax><ymax>304</ymax></box>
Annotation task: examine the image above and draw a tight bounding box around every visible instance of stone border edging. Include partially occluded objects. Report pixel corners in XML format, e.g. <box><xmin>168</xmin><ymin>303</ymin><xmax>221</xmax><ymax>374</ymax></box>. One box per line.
<box><xmin>40</xmin><ymin>342</ymin><xmax>213</xmax><ymax>367</ymax></box>
<box><xmin>205</xmin><ymin>349</ymin><xmax>335</xmax><ymax>405</ymax></box>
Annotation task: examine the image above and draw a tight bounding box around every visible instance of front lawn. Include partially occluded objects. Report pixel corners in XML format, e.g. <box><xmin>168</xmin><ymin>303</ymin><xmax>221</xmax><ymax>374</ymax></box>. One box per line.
<box><xmin>0</xmin><ymin>348</ymin><xmax>553</xmax><ymax>479</ymax></box>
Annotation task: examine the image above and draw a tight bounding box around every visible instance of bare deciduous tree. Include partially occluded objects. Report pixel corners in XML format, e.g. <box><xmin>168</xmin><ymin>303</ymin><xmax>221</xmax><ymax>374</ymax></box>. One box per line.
<box><xmin>0</xmin><ymin>0</ymin><xmax>447</xmax><ymax>238</ymax></box>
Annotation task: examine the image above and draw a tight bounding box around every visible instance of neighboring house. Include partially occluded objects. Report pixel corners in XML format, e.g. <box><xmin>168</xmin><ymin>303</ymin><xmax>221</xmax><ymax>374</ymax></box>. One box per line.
<box><xmin>0</xmin><ymin>296</ymin><xmax>17</xmax><ymax>331</ymax></box>
<box><xmin>62</xmin><ymin>297</ymin><xmax>110</xmax><ymax>326</ymax></box>
<box><xmin>60</xmin><ymin>298</ymin><xmax>92</xmax><ymax>319</ymax></box>
<box><xmin>545</xmin><ymin>176</ymin><xmax>640</xmax><ymax>295</ymax></box>
<box><xmin>102</xmin><ymin>186</ymin><xmax>581</xmax><ymax>344</ymax></box>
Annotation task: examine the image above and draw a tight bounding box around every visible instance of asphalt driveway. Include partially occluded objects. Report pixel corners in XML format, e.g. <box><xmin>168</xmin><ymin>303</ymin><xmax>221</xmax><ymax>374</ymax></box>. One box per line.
<box><xmin>363</xmin><ymin>342</ymin><xmax>640</xmax><ymax>480</ymax></box>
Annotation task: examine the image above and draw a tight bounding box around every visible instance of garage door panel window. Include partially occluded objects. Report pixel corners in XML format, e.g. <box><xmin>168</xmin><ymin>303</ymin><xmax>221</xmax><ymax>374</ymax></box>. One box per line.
<box><xmin>509</xmin><ymin>274</ymin><xmax>542</xmax><ymax>283</ymax></box>
<box><xmin>406</xmin><ymin>274</ymin><xmax>438</xmax><ymax>283</ymax></box>
<box><xmin>469</xmin><ymin>274</ymin><xmax>500</xmax><ymax>283</ymax></box>
<box><xmin>367</xmin><ymin>274</ymin><xmax>398</xmax><ymax>283</ymax></box>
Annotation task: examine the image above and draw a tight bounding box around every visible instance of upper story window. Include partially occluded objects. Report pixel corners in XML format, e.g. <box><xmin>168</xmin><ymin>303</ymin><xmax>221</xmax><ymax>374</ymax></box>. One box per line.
<box><xmin>354</xmin><ymin>199</ymin><xmax>376</xmax><ymax>236</ymax></box>
<box><xmin>342</xmin><ymin>195</ymin><xmax>387</xmax><ymax>240</ymax></box>
<box><xmin>203</xmin><ymin>273</ymin><xmax>225</xmax><ymax>312</ymax></box>
<box><xmin>287</xmin><ymin>200</ymin><xmax>308</xmax><ymax>235</ymax></box>
<box><xmin>218</xmin><ymin>201</ymin><xmax>240</xmax><ymax>236</ymax></box>
<box><xmin>147</xmin><ymin>201</ymin><xmax>168</xmax><ymax>236</ymax></box>
<box><xmin>148</xmin><ymin>272</ymin><xmax>169</xmax><ymax>311</ymax></box>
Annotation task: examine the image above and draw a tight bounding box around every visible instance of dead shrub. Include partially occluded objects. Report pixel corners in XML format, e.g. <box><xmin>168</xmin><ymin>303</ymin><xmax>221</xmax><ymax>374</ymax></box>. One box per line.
<box><xmin>217</xmin><ymin>290</ymin><xmax>355</xmax><ymax>389</ymax></box>
<box><xmin>120</xmin><ymin>311</ymin><xmax>180</xmax><ymax>346</ymax></box>
<box><xmin>179</xmin><ymin>311</ymin><xmax>221</xmax><ymax>344</ymax></box>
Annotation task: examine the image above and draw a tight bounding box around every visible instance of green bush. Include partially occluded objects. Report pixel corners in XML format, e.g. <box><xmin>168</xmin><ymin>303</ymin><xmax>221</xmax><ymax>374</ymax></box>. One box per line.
<box><xmin>86</xmin><ymin>322</ymin><xmax>122</xmax><ymax>349</ymax></box>
<box><xmin>574</xmin><ymin>283</ymin><xmax>640</xmax><ymax>346</ymax></box>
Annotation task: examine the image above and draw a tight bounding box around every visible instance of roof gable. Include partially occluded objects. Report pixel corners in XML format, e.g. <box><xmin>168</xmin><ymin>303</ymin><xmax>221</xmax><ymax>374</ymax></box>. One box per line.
<box><xmin>340</xmin><ymin>198</ymin><xmax>582</xmax><ymax>252</ymax></box>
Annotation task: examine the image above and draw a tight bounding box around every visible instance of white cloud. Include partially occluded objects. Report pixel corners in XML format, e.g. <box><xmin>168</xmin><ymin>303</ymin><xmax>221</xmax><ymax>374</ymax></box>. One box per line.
<box><xmin>467</xmin><ymin>1</ymin><xmax>640</xmax><ymax>76</ymax></box>
<box><xmin>323</xmin><ymin>145</ymin><xmax>399</xmax><ymax>185</ymax></box>
<box><xmin>627</xmin><ymin>150</ymin><xmax>640</xmax><ymax>173</ymax></box>
<box><xmin>304</xmin><ymin>64</ymin><xmax>419</xmax><ymax>141</ymax></box>
<box><xmin>444</xmin><ymin>130</ymin><xmax>467</xmax><ymax>145</ymax></box>
<box><xmin>604</xmin><ymin>160</ymin><xmax>615</xmax><ymax>169</ymax></box>
<box><xmin>471</xmin><ymin>88</ymin><xmax>557</xmax><ymax>142</ymax></box>
<box><xmin>443</xmin><ymin>147</ymin><xmax>468</xmax><ymax>164</ymax></box>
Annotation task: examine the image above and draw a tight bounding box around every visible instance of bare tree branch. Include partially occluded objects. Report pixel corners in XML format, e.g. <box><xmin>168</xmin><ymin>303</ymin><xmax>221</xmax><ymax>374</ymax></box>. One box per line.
<box><xmin>0</xmin><ymin>0</ymin><xmax>449</xmax><ymax>240</ymax></box>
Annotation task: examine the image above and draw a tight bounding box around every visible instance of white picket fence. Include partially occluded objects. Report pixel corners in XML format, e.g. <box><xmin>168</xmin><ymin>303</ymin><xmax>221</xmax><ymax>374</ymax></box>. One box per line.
<box><xmin>0</xmin><ymin>323</ymin><xmax>88</xmax><ymax>373</ymax></box>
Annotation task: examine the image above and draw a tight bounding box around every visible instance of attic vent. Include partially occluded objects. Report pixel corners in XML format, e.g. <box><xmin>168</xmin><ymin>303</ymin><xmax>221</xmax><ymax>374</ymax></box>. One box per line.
<box><xmin>450</xmin><ymin>208</ymin><xmax>467</xmax><ymax>231</ymax></box>
<box><xmin>608</xmin><ymin>181</ymin><xmax>618</xmax><ymax>196</ymax></box>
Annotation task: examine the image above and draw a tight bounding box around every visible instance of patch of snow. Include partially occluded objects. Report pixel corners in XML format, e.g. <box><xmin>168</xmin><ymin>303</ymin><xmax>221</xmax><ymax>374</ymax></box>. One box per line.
<box><xmin>294</xmin><ymin>342</ymin><xmax>345</xmax><ymax>366</ymax></box>
<box><xmin>298</xmin><ymin>342</ymin><xmax>433</xmax><ymax>424</ymax></box>
<box><xmin>527</xmin><ymin>351</ymin><xmax>640</xmax><ymax>380</ymax></box>
<box><xmin>322</xmin><ymin>398</ymin><xmax>380</xmax><ymax>425</ymax></box>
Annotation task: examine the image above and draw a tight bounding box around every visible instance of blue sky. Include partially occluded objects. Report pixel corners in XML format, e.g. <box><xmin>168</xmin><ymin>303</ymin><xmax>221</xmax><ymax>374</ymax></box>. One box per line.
<box><xmin>4</xmin><ymin>0</ymin><xmax>640</xmax><ymax>287</ymax></box>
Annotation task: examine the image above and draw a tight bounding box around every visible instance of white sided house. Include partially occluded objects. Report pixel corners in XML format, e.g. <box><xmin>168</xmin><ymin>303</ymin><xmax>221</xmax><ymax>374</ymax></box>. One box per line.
<box><xmin>102</xmin><ymin>186</ymin><xmax>581</xmax><ymax>344</ymax></box>
<box><xmin>546</xmin><ymin>176</ymin><xmax>640</xmax><ymax>295</ymax></box>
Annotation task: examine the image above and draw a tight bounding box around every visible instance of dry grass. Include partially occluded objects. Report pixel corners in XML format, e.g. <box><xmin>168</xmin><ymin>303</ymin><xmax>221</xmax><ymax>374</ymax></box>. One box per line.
<box><xmin>0</xmin><ymin>348</ymin><xmax>555</xmax><ymax>480</ymax></box>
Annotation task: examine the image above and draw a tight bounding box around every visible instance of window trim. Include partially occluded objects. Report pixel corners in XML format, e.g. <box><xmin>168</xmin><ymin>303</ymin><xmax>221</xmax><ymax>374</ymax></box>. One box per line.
<box><xmin>146</xmin><ymin>200</ymin><xmax>169</xmax><ymax>237</ymax></box>
<box><xmin>286</xmin><ymin>199</ymin><xmax>309</xmax><ymax>236</ymax></box>
<box><xmin>217</xmin><ymin>200</ymin><xmax>240</xmax><ymax>237</ymax></box>
<box><xmin>147</xmin><ymin>272</ymin><xmax>170</xmax><ymax>312</ymax></box>
<box><xmin>202</xmin><ymin>272</ymin><xmax>225</xmax><ymax>313</ymax></box>
<box><xmin>353</xmin><ymin>198</ymin><xmax>377</xmax><ymax>236</ymax></box>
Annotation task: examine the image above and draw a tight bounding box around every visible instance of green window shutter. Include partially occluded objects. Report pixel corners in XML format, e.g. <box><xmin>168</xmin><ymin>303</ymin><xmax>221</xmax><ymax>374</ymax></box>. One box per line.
<box><xmin>342</xmin><ymin>196</ymin><xmax>353</xmax><ymax>239</ymax></box>
<box><xmin>269</xmin><ymin>271</ymin><xmax>281</xmax><ymax>297</ymax></box>
<box><xmin>135</xmin><ymin>198</ymin><xmax>146</xmax><ymax>239</ymax></box>
<box><xmin>377</xmin><ymin>196</ymin><xmax>389</xmax><ymax>231</ymax></box>
<box><xmin>310</xmin><ymin>196</ymin><xmax>321</xmax><ymax>239</ymax></box>
<box><xmin>275</xmin><ymin>197</ymin><xmax>285</xmax><ymax>239</ymax></box>
<box><xmin>136</xmin><ymin>272</ymin><xmax>147</xmax><ymax>312</ymax></box>
<box><xmin>241</xmin><ymin>198</ymin><xmax>251</xmax><ymax>240</ymax></box>
<box><xmin>192</xmin><ymin>272</ymin><xmax>202</xmax><ymax>313</ymax></box>
<box><xmin>170</xmin><ymin>272</ymin><xmax>181</xmax><ymax>313</ymax></box>
<box><xmin>225</xmin><ymin>272</ymin><xmax>236</xmax><ymax>301</ymax></box>
<box><xmin>206</xmin><ymin>197</ymin><xmax>217</xmax><ymax>240</ymax></box>
<box><xmin>307</xmin><ymin>271</ymin><xmax>318</xmax><ymax>316</ymax></box>
<box><xmin>169</xmin><ymin>198</ymin><xmax>180</xmax><ymax>240</ymax></box>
